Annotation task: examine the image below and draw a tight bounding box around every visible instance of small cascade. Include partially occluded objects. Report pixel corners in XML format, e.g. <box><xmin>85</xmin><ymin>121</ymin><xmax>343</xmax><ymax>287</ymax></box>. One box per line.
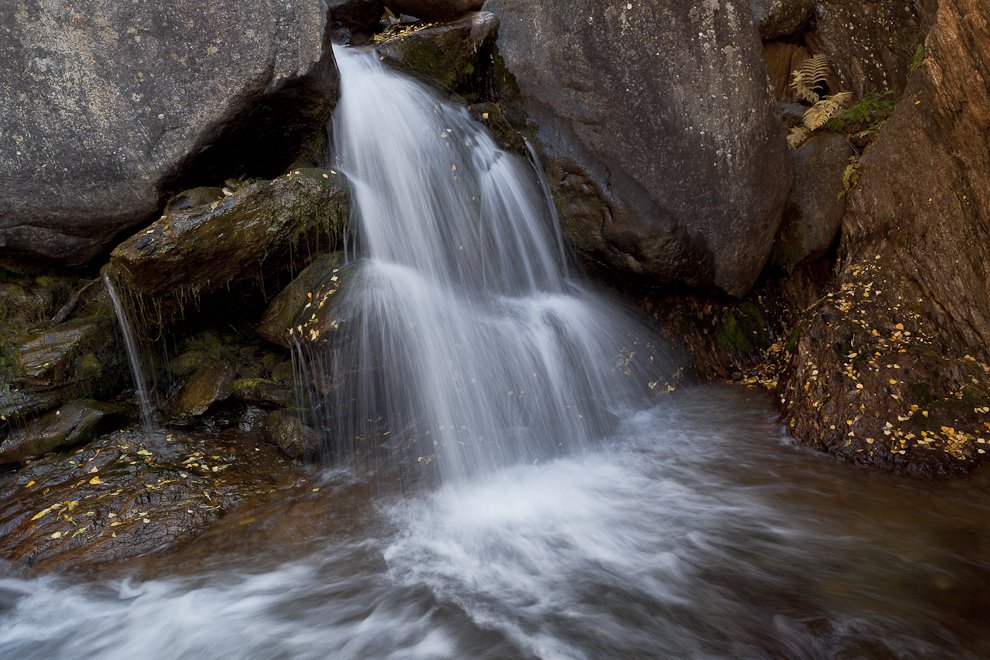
<box><xmin>293</xmin><ymin>46</ymin><xmax>677</xmax><ymax>481</ymax></box>
<box><xmin>103</xmin><ymin>273</ymin><xmax>156</xmax><ymax>433</ymax></box>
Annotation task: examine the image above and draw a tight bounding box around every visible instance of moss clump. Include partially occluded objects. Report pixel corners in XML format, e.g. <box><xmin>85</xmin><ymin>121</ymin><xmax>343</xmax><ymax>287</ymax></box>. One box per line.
<box><xmin>826</xmin><ymin>89</ymin><xmax>898</xmax><ymax>135</ymax></box>
<box><xmin>714</xmin><ymin>302</ymin><xmax>769</xmax><ymax>354</ymax></box>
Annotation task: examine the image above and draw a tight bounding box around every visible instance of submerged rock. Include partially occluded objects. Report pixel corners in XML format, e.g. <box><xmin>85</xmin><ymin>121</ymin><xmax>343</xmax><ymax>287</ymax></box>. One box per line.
<box><xmin>0</xmin><ymin>1</ymin><xmax>338</xmax><ymax>268</ymax></box>
<box><xmin>258</xmin><ymin>253</ymin><xmax>345</xmax><ymax>348</ymax></box>
<box><xmin>109</xmin><ymin>169</ymin><xmax>348</xmax><ymax>303</ymax></box>
<box><xmin>486</xmin><ymin>0</ymin><xmax>791</xmax><ymax>297</ymax></box>
<box><xmin>770</xmin><ymin>132</ymin><xmax>852</xmax><ymax>274</ymax></box>
<box><xmin>375</xmin><ymin>11</ymin><xmax>499</xmax><ymax>92</ymax></box>
<box><xmin>0</xmin><ymin>400</ymin><xmax>125</xmax><ymax>464</ymax></box>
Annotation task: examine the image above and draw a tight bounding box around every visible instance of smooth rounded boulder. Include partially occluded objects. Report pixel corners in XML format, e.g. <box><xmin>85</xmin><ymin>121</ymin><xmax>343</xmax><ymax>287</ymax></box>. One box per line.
<box><xmin>485</xmin><ymin>0</ymin><xmax>791</xmax><ymax>296</ymax></box>
<box><xmin>0</xmin><ymin>1</ymin><xmax>338</xmax><ymax>268</ymax></box>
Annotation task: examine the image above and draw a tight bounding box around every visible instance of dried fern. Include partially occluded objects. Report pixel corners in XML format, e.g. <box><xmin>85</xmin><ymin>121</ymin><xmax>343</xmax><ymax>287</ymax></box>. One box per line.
<box><xmin>802</xmin><ymin>92</ymin><xmax>853</xmax><ymax>131</ymax></box>
<box><xmin>790</xmin><ymin>54</ymin><xmax>831</xmax><ymax>103</ymax></box>
<box><xmin>787</xmin><ymin>126</ymin><xmax>812</xmax><ymax>149</ymax></box>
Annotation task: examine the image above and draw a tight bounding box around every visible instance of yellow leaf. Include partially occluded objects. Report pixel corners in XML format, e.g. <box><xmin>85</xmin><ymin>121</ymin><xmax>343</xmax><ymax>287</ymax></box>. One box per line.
<box><xmin>89</xmin><ymin>476</ymin><xmax>103</xmax><ymax>485</ymax></box>
<box><xmin>25</xmin><ymin>480</ymin><xmax>35</xmax><ymax>488</ymax></box>
<box><xmin>50</xmin><ymin>531</ymin><xmax>62</xmax><ymax>539</ymax></box>
<box><xmin>137</xmin><ymin>449</ymin><xmax>153</xmax><ymax>456</ymax></box>
<box><xmin>895</xmin><ymin>323</ymin><xmax>904</xmax><ymax>330</ymax></box>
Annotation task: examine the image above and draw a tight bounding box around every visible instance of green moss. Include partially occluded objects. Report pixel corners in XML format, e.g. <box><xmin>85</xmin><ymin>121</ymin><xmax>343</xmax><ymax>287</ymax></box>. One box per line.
<box><xmin>231</xmin><ymin>378</ymin><xmax>274</xmax><ymax>396</ymax></box>
<box><xmin>714</xmin><ymin>311</ymin><xmax>751</xmax><ymax>353</ymax></box>
<box><xmin>785</xmin><ymin>322</ymin><xmax>803</xmax><ymax>353</ymax></box>
<box><xmin>827</xmin><ymin>89</ymin><xmax>898</xmax><ymax>134</ymax></box>
<box><xmin>910</xmin><ymin>43</ymin><xmax>926</xmax><ymax>71</ymax></box>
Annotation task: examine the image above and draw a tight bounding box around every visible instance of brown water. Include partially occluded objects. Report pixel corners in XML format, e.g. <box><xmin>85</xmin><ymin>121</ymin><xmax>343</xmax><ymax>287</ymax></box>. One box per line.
<box><xmin>0</xmin><ymin>385</ymin><xmax>987</xmax><ymax>659</ymax></box>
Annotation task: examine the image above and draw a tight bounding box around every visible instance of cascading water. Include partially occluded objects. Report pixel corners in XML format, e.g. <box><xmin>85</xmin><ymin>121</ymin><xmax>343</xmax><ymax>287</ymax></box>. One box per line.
<box><xmin>103</xmin><ymin>273</ymin><xmax>156</xmax><ymax>433</ymax></box>
<box><xmin>3</xmin><ymin>44</ymin><xmax>987</xmax><ymax>660</ymax></box>
<box><xmin>296</xmin><ymin>45</ymin><xmax>675</xmax><ymax>479</ymax></box>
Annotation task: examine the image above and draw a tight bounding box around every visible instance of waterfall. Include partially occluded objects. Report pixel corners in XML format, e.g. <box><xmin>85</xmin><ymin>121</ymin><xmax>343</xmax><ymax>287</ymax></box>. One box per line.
<box><xmin>295</xmin><ymin>46</ymin><xmax>675</xmax><ymax>480</ymax></box>
<box><xmin>103</xmin><ymin>273</ymin><xmax>156</xmax><ymax>433</ymax></box>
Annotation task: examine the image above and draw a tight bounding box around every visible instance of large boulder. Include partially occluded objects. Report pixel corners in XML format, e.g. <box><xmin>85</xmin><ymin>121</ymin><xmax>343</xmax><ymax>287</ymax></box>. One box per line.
<box><xmin>485</xmin><ymin>0</ymin><xmax>791</xmax><ymax>297</ymax></box>
<box><xmin>778</xmin><ymin>0</ymin><xmax>990</xmax><ymax>475</ymax></box>
<box><xmin>109</xmin><ymin>169</ymin><xmax>348</xmax><ymax>303</ymax></box>
<box><xmin>0</xmin><ymin>1</ymin><xmax>338</xmax><ymax>268</ymax></box>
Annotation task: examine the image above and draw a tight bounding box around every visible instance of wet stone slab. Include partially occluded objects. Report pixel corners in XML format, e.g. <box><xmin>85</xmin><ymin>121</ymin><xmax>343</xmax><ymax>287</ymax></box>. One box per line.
<box><xmin>0</xmin><ymin>426</ymin><xmax>295</xmax><ymax>572</ymax></box>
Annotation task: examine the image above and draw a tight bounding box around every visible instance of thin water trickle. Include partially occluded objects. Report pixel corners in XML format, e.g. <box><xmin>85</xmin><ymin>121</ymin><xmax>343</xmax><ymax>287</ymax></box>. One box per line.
<box><xmin>103</xmin><ymin>273</ymin><xmax>155</xmax><ymax>433</ymax></box>
<box><xmin>294</xmin><ymin>46</ymin><xmax>677</xmax><ymax>480</ymax></box>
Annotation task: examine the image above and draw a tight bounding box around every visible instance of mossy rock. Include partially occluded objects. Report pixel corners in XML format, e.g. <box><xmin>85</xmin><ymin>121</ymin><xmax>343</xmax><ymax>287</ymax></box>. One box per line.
<box><xmin>375</xmin><ymin>12</ymin><xmax>498</xmax><ymax>93</ymax></box>
<box><xmin>109</xmin><ymin>168</ymin><xmax>348</xmax><ymax>303</ymax></box>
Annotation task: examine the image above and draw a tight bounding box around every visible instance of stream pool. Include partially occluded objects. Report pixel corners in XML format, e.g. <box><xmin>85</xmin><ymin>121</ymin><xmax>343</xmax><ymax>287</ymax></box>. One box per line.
<box><xmin>1</xmin><ymin>386</ymin><xmax>987</xmax><ymax>659</ymax></box>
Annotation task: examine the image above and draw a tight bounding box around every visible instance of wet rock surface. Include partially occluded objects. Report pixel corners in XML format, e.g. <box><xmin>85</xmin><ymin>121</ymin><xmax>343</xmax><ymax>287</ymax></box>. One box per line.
<box><xmin>485</xmin><ymin>0</ymin><xmax>791</xmax><ymax>296</ymax></box>
<box><xmin>264</xmin><ymin>410</ymin><xmax>322</xmax><ymax>460</ymax></box>
<box><xmin>375</xmin><ymin>12</ymin><xmax>499</xmax><ymax>92</ymax></box>
<box><xmin>0</xmin><ymin>427</ymin><xmax>292</xmax><ymax>571</ymax></box>
<box><xmin>167</xmin><ymin>363</ymin><xmax>237</xmax><ymax>420</ymax></box>
<box><xmin>109</xmin><ymin>169</ymin><xmax>348</xmax><ymax>303</ymax></box>
<box><xmin>0</xmin><ymin>400</ymin><xmax>126</xmax><ymax>465</ymax></box>
<box><xmin>258</xmin><ymin>253</ymin><xmax>344</xmax><ymax>348</ymax></box>
<box><xmin>0</xmin><ymin>1</ymin><xmax>338</xmax><ymax>268</ymax></box>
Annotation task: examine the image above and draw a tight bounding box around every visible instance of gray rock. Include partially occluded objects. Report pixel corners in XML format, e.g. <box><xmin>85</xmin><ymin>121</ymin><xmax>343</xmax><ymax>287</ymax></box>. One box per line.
<box><xmin>258</xmin><ymin>253</ymin><xmax>345</xmax><ymax>348</ymax></box>
<box><xmin>109</xmin><ymin>169</ymin><xmax>348</xmax><ymax>303</ymax></box>
<box><xmin>387</xmin><ymin>0</ymin><xmax>484</xmax><ymax>20</ymax></box>
<box><xmin>0</xmin><ymin>1</ymin><xmax>338</xmax><ymax>268</ymax></box>
<box><xmin>264</xmin><ymin>410</ymin><xmax>321</xmax><ymax>459</ymax></box>
<box><xmin>813</xmin><ymin>0</ymin><xmax>924</xmax><ymax>97</ymax></box>
<box><xmin>0</xmin><ymin>400</ymin><xmax>125</xmax><ymax>464</ymax></box>
<box><xmin>771</xmin><ymin>132</ymin><xmax>853</xmax><ymax>273</ymax></box>
<box><xmin>376</xmin><ymin>12</ymin><xmax>499</xmax><ymax>92</ymax></box>
<box><xmin>485</xmin><ymin>0</ymin><xmax>791</xmax><ymax>297</ymax></box>
<box><xmin>748</xmin><ymin>0</ymin><xmax>814</xmax><ymax>39</ymax></box>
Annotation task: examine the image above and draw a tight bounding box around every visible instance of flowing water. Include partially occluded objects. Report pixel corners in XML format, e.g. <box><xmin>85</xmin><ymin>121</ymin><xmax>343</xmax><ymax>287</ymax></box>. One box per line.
<box><xmin>293</xmin><ymin>46</ymin><xmax>673</xmax><ymax>480</ymax></box>
<box><xmin>1</xmin><ymin>47</ymin><xmax>988</xmax><ymax>658</ymax></box>
<box><xmin>103</xmin><ymin>273</ymin><xmax>156</xmax><ymax>433</ymax></box>
<box><xmin>0</xmin><ymin>387</ymin><xmax>987</xmax><ymax>658</ymax></box>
